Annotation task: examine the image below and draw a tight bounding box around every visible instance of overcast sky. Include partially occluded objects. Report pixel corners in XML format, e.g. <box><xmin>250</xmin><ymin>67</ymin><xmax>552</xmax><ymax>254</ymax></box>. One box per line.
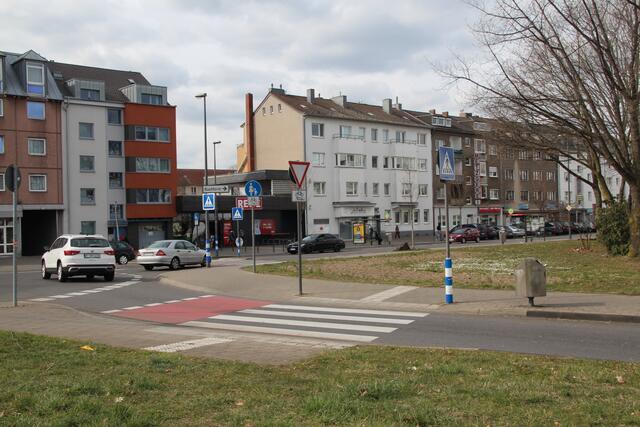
<box><xmin>1</xmin><ymin>0</ymin><xmax>482</xmax><ymax>169</ymax></box>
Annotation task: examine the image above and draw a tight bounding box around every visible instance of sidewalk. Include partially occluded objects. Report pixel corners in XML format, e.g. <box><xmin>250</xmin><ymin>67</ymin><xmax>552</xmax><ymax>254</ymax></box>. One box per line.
<box><xmin>160</xmin><ymin>263</ymin><xmax>640</xmax><ymax>323</ymax></box>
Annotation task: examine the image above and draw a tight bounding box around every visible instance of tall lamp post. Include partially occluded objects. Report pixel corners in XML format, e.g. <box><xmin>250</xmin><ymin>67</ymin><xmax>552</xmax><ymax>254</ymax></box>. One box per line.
<box><xmin>195</xmin><ymin>93</ymin><xmax>211</xmax><ymax>267</ymax></box>
<box><xmin>211</xmin><ymin>140</ymin><xmax>221</xmax><ymax>256</ymax></box>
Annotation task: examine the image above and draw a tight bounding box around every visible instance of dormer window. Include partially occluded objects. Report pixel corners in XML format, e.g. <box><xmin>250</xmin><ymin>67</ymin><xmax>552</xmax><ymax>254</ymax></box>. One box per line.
<box><xmin>80</xmin><ymin>88</ymin><xmax>100</xmax><ymax>101</ymax></box>
<box><xmin>26</xmin><ymin>63</ymin><xmax>45</xmax><ymax>95</ymax></box>
<box><xmin>141</xmin><ymin>93</ymin><xmax>162</xmax><ymax>105</ymax></box>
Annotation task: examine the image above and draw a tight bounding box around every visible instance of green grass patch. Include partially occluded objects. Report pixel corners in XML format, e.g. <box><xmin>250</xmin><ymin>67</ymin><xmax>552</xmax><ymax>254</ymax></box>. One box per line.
<box><xmin>252</xmin><ymin>240</ymin><xmax>640</xmax><ymax>294</ymax></box>
<box><xmin>0</xmin><ymin>331</ymin><xmax>638</xmax><ymax>426</ymax></box>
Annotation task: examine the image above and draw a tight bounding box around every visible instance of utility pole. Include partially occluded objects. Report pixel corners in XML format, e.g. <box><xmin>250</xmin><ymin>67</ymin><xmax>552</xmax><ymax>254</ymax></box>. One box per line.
<box><xmin>195</xmin><ymin>93</ymin><xmax>211</xmax><ymax>266</ymax></box>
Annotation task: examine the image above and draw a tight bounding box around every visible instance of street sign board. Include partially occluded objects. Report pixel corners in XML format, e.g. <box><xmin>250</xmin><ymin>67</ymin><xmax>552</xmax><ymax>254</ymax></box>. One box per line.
<box><xmin>244</xmin><ymin>180</ymin><xmax>262</xmax><ymax>197</ymax></box>
<box><xmin>236</xmin><ymin>196</ymin><xmax>263</xmax><ymax>210</ymax></box>
<box><xmin>232</xmin><ymin>207</ymin><xmax>244</xmax><ymax>221</ymax></box>
<box><xmin>235</xmin><ymin>237</ymin><xmax>244</xmax><ymax>247</ymax></box>
<box><xmin>438</xmin><ymin>147</ymin><xmax>455</xmax><ymax>181</ymax></box>
<box><xmin>291</xmin><ymin>189</ymin><xmax>307</xmax><ymax>202</ymax></box>
<box><xmin>288</xmin><ymin>161</ymin><xmax>310</xmax><ymax>188</ymax></box>
<box><xmin>202</xmin><ymin>193</ymin><xmax>216</xmax><ymax>211</ymax></box>
<box><xmin>193</xmin><ymin>212</ymin><xmax>200</xmax><ymax>226</ymax></box>
<box><xmin>203</xmin><ymin>184</ymin><xmax>230</xmax><ymax>194</ymax></box>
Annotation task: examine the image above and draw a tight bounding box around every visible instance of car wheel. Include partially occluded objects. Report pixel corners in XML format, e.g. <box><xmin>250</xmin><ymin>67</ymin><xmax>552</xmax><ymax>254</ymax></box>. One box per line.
<box><xmin>104</xmin><ymin>272</ymin><xmax>114</xmax><ymax>282</ymax></box>
<box><xmin>334</xmin><ymin>245</ymin><xmax>341</xmax><ymax>252</ymax></box>
<box><xmin>200</xmin><ymin>256</ymin><xmax>206</xmax><ymax>267</ymax></box>
<box><xmin>57</xmin><ymin>262</ymin><xmax>67</xmax><ymax>282</ymax></box>
<box><xmin>41</xmin><ymin>262</ymin><xmax>51</xmax><ymax>280</ymax></box>
<box><xmin>143</xmin><ymin>265</ymin><xmax>154</xmax><ymax>271</ymax></box>
<box><xmin>87</xmin><ymin>274</ymin><xmax>95</xmax><ymax>280</ymax></box>
<box><xmin>118</xmin><ymin>255</ymin><xmax>129</xmax><ymax>265</ymax></box>
<box><xmin>461</xmin><ymin>238</ymin><xmax>466</xmax><ymax>244</ymax></box>
<box><xmin>169</xmin><ymin>257</ymin><xmax>180</xmax><ymax>270</ymax></box>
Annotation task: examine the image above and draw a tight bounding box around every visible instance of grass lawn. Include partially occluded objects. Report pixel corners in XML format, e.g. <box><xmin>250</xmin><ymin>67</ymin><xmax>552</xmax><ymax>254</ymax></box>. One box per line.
<box><xmin>253</xmin><ymin>240</ymin><xmax>640</xmax><ymax>295</ymax></box>
<box><xmin>0</xmin><ymin>331</ymin><xmax>638</xmax><ymax>426</ymax></box>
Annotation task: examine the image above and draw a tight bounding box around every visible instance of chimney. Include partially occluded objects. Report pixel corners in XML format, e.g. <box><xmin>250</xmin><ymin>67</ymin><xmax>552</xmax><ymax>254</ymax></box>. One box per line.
<box><xmin>442</xmin><ymin>111</ymin><xmax>449</xmax><ymax>117</ymax></box>
<box><xmin>331</xmin><ymin>94</ymin><xmax>346</xmax><ymax>107</ymax></box>
<box><xmin>245</xmin><ymin>93</ymin><xmax>256</xmax><ymax>172</ymax></box>
<box><xmin>429</xmin><ymin>109</ymin><xmax>436</xmax><ymax>114</ymax></box>
<box><xmin>382</xmin><ymin>98</ymin><xmax>392</xmax><ymax>114</ymax></box>
<box><xmin>269</xmin><ymin>84</ymin><xmax>285</xmax><ymax>95</ymax></box>
<box><xmin>393</xmin><ymin>96</ymin><xmax>402</xmax><ymax>110</ymax></box>
<box><xmin>306</xmin><ymin>88</ymin><xmax>315</xmax><ymax>103</ymax></box>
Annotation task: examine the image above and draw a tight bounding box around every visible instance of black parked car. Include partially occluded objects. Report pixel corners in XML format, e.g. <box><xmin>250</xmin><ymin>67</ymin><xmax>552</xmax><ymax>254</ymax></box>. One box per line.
<box><xmin>475</xmin><ymin>223</ymin><xmax>498</xmax><ymax>240</ymax></box>
<box><xmin>110</xmin><ymin>241</ymin><xmax>136</xmax><ymax>265</ymax></box>
<box><xmin>287</xmin><ymin>234</ymin><xmax>346</xmax><ymax>254</ymax></box>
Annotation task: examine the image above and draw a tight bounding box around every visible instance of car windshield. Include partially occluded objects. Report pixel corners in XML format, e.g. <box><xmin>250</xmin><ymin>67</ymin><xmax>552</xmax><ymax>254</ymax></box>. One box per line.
<box><xmin>71</xmin><ymin>238</ymin><xmax>109</xmax><ymax>248</ymax></box>
<box><xmin>147</xmin><ymin>241</ymin><xmax>172</xmax><ymax>248</ymax></box>
<box><xmin>451</xmin><ymin>228</ymin><xmax>466</xmax><ymax>233</ymax></box>
<box><xmin>302</xmin><ymin>234</ymin><xmax>320</xmax><ymax>242</ymax></box>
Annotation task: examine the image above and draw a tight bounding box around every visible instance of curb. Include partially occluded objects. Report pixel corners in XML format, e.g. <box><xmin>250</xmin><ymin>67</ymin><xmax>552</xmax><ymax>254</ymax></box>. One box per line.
<box><xmin>526</xmin><ymin>310</ymin><xmax>640</xmax><ymax>323</ymax></box>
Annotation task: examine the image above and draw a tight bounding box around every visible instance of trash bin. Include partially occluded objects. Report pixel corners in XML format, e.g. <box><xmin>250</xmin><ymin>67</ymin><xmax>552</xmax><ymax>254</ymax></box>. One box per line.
<box><xmin>514</xmin><ymin>257</ymin><xmax>546</xmax><ymax>306</ymax></box>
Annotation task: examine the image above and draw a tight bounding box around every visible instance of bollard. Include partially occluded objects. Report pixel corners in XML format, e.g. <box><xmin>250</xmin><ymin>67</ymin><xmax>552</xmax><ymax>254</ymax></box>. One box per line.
<box><xmin>205</xmin><ymin>242</ymin><xmax>211</xmax><ymax>267</ymax></box>
<box><xmin>444</xmin><ymin>257</ymin><xmax>453</xmax><ymax>304</ymax></box>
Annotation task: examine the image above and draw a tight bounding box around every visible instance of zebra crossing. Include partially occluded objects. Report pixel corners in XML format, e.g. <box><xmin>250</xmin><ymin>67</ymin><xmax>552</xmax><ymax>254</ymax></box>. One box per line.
<box><xmin>181</xmin><ymin>303</ymin><xmax>428</xmax><ymax>343</ymax></box>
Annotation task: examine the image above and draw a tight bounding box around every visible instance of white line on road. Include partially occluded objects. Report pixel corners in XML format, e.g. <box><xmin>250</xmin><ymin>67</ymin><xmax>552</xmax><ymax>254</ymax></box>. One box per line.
<box><xmin>266</xmin><ymin>304</ymin><xmax>428</xmax><ymax>318</ymax></box>
<box><xmin>211</xmin><ymin>314</ymin><xmax>397</xmax><ymax>333</ymax></box>
<box><xmin>240</xmin><ymin>309</ymin><xmax>414</xmax><ymax>324</ymax></box>
<box><xmin>30</xmin><ymin>297</ymin><xmax>54</xmax><ymax>302</ymax></box>
<box><xmin>143</xmin><ymin>337</ymin><xmax>233</xmax><ymax>353</ymax></box>
<box><xmin>182</xmin><ymin>321</ymin><xmax>378</xmax><ymax>342</ymax></box>
<box><xmin>360</xmin><ymin>286</ymin><xmax>418</xmax><ymax>302</ymax></box>
<box><xmin>102</xmin><ymin>309</ymin><xmax>122</xmax><ymax>314</ymax></box>
<box><xmin>49</xmin><ymin>295</ymin><xmax>72</xmax><ymax>299</ymax></box>
<box><xmin>145</xmin><ymin>302</ymin><xmax>163</xmax><ymax>307</ymax></box>
<box><xmin>182</xmin><ymin>297</ymin><xmax>199</xmax><ymax>301</ymax></box>
<box><xmin>122</xmin><ymin>306</ymin><xmax>144</xmax><ymax>310</ymax></box>
<box><xmin>164</xmin><ymin>300</ymin><xmax>181</xmax><ymax>304</ymax></box>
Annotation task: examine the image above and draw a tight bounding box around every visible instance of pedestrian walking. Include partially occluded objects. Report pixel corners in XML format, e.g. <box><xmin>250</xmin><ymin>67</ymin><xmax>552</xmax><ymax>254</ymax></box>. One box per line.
<box><xmin>436</xmin><ymin>223</ymin><xmax>442</xmax><ymax>242</ymax></box>
<box><xmin>229</xmin><ymin>229</ymin><xmax>236</xmax><ymax>247</ymax></box>
<box><xmin>394</xmin><ymin>225</ymin><xmax>400</xmax><ymax>239</ymax></box>
<box><xmin>369</xmin><ymin>226</ymin><xmax>375</xmax><ymax>246</ymax></box>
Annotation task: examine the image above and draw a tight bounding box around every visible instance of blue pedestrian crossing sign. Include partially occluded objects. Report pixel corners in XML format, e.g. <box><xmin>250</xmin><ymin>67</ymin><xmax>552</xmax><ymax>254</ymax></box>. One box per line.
<box><xmin>244</xmin><ymin>180</ymin><xmax>262</xmax><ymax>197</ymax></box>
<box><xmin>232</xmin><ymin>207</ymin><xmax>243</xmax><ymax>221</ymax></box>
<box><xmin>438</xmin><ymin>146</ymin><xmax>456</xmax><ymax>181</ymax></box>
<box><xmin>202</xmin><ymin>193</ymin><xmax>216</xmax><ymax>210</ymax></box>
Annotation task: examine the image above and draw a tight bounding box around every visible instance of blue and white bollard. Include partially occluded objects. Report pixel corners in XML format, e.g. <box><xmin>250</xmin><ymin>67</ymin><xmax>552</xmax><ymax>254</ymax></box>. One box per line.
<box><xmin>205</xmin><ymin>242</ymin><xmax>211</xmax><ymax>267</ymax></box>
<box><xmin>444</xmin><ymin>257</ymin><xmax>453</xmax><ymax>304</ymax></box>
<box><xmin>214</xmin><ymin>239</ymin><xmax>219</xmax><ymax>257</ymax></box>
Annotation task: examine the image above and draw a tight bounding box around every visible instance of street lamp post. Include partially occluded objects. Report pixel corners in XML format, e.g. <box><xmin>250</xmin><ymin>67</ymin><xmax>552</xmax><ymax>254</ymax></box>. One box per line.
<box><xmin>211</xmin><ymin>140</ymin><xmax>221</xmax><ymax>257</ymax></box>
<box><xmin>195</xmin><ymin>93</ymin><xmax>211</xmax><ymax>267</ymax></box>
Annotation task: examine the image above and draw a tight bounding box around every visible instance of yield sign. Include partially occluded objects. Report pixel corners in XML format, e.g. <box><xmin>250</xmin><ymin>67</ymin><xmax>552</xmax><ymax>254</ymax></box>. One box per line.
<box><xmin>288</xmin><ymin>160</ymin><xmax>310</xmax><ymax>188</ymax></box>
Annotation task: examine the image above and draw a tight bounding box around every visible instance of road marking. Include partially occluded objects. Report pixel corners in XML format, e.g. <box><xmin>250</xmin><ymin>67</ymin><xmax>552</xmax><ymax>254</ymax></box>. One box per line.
<box><xmin>164</xmin><ymin>300</ymin><xmax>181</xmax><ymax>304</ymax></box>
<box><xmin>182</xmin><ymin>321</ymin><xmax>378</xmax><ymax>342</ymax></box>
<box><xmin>30</xmin><ymin>297</ymin><xmax>54</xmax><ymax>302</ymax></box>
<box><xmin>102</xmin><ymin>309</ymin><xmax>122</xmax><ymax>314</ymax></box>
<box><xmin>360</xmin><ymin>286</ymin><xmax>418</xmax><ymax>302</ymax></box>
<box><xmin>50</xmin><ymin>294</ymin><xmax>72</xmax><ymax>299</ymax></box>
<box><xmin>29</xmin><ymin>277</ymin><xmax>142</xmax><ymax>303</ymax></box>
<box><xmin>123</xmin><ymin>306</ymin><xmax>144</xmax><ymax>310</ymax></box>
<box><xmin>143</xmin><ymin>337</ymin><xmax>233</xmax><ymax>353</ymax></box>
<box><xmin>210</xmin><ymin>314</ymin><xmax>397</xmax><ymax>333</ymax></box>
<box><xmin>67</xmin><ymin>292</ymin><xmax>87</xmax><ymax>296</ymax></box>
<box><xmin>145</xmin><ymin>302</ymin><xmax>163</xmax><ymax>307</ymax></box>
<box><xmin>182</xmin><ymin>297</ymin><xmax>199</xmax><ymax>301</ymax></box>
<box><xmin>266</xmin><ymin>304</ymin><xmax>428</xmax><ymax>317</ymax></box>
<box><xmin>240</xmin><ymin>309</ymin><xmax>414</xmax><ymax>324</ymax></box>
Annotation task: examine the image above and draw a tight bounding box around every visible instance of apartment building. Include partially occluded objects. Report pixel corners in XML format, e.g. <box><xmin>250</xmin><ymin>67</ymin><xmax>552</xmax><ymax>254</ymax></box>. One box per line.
<box><xmin>0</xmin><ymin>50</ymin><xmax>64</xmax><ymax>255</ymax></box>
<box><xmin>237</xmin><ymin>88</ymin><xmax>434</xmax><ymax>239</ymax></box>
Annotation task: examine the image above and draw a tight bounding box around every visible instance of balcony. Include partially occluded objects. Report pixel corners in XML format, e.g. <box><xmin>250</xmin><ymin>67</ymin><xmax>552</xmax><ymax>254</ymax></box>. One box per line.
<box><xmin>332</xmin><ymin>134</ymin><xmax>365</xmax><ymax>142</ymax></box>
<box><xmin>389</xmin><ymin>139</ymin><xmax>417</xmax><ymax>145</ymax></box>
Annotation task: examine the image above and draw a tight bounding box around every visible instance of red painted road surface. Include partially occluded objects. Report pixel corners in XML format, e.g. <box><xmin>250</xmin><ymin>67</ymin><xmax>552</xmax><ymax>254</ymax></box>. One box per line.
<box><xmin>112</xmin><ymin>296</ymin><xmax>271</xmax><ymax>324</ymax></box>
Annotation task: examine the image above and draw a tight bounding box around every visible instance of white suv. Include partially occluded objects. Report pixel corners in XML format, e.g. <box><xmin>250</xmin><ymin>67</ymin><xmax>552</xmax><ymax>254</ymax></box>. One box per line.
<box><xmin>42</xmin><ymin>235</ymin><xmax>116</xmax><ymax>282</ymax></box>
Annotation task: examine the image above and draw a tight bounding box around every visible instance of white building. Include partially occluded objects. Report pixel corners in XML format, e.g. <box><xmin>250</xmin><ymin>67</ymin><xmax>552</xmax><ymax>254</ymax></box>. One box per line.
<box><xmin>238</xmin><ymin>88</ymin><xmax>434</xmax><ymax>240</ymax></box>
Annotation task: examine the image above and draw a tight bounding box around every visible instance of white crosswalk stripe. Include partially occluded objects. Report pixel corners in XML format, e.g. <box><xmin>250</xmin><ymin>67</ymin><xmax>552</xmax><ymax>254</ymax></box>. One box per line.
<box><xmin>186</xmin><ymin>304</ymin><xmax>429</xmax><ymax>343</ymax></box>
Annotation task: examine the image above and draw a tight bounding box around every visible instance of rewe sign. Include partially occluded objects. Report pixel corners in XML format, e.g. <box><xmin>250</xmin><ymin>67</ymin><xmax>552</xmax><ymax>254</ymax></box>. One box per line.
<box><xmin>236</xmin><ymin>196</ymin><xmax>263</xmax><ymax>210</ymax></box>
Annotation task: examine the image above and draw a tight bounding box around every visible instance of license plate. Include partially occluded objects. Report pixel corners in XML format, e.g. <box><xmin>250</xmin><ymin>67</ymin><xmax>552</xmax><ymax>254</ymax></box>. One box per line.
<box><xmin>84</xmin><ymin>253</ymin><xmax>100</xmax><ymax>258</ymax></box>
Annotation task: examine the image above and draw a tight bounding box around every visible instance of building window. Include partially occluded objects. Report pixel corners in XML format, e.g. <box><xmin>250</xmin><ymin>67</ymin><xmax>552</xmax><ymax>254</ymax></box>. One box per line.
<box><xmin>533</xmin><ymin>170</ymin><xmax>543</xmax><ymax>181</ymax></box>
<box><xmin>141</xmin><ymin>93</ymin><xmax>163</xmax><ymax>105</ymax></box>
<box><xmin>588</xmin><ymin>191</ymin><xmax>593</xmax><ymax>201</ymax></box>
<box><xmin>414</xmin><ymin>209</ymin><xmax>419</xmax><ymax>223</ymax></box>
<box><xmin>133</xmin><ymin>189</ymin><xmax>171</xmax><ymax>204</ymax></box>
<box><xmin>359</xmin><ymin>127</ymin><xmax>366</xmax><ymax>139</ymax></box>
<box><xmin>437</xmin><ymin>186</ymin><xmax>445</xmax><ymax>200</ymax></box>
<box><xmin>108</xmin><ymin>140</ymin><xmax>123</xmax><ymax>156</ymax></box>
<box><xmin>384</xmin><ymin>183</ymin><xmax>390</xmax><ymax>196</ymax></box>
<box><xmin>269</xmin><ymin>105</ymin><xmax>273</xmax><ymax>114</ymax></box>
<box><xmin>29</xmin><ymin>175</ymin><xmax>47</xmax><ymax>192</ymax></box>
<box><xmin>382</xmin><ymin>129</ymin><xmax>389</xmax><ymax>142</ymax></box>
<box><xmin>0</xmin><ymin>173</ymin><xmax>4</xmax><ymax>191</ymax></box>
<box><xmin>504</xmin><ymin>169</ymin><xmax>514</xmax><ymax>180</ymax></box>
<box><xmin>80</xmin><ymin>88</ymin><xmax>100</xmax><ymax>101</ymax></box>
<box><xmin>478</xmin><ymin>161</ymin><xmax>487</xmax><ymax>177</ymax></box>
<box><xmin>27</xmin><ymin>101</ymin><xmax>45</xmax><ymax>120</ymax></box>
<box><xmin>383</xmin><ymin>157</ymin><xmax>389</xmax><ymax>169</ymax></box>
<box><xmin>489</xmin><ymin>145</ymin><xmax>497</xmax><ymax>156</ymax></box>
<box><xmin>26</xmin><ymin>63</ymin><xmax>45</xmax><ymax>95</ymax></box>
<box><xmin>489</xmin><ymin>166</ymin><xmax>498</xmax><ymax>178</ymax></box>
<box><xmin>262</xmin><ymin>107</ymin><xmax>266</xmax><ymax>116</ymax></box>
<box><xmin>547</xmin><ymin>171</ymin><xmax>556</xmax><ymax>181</ymax></box>
<box><xmin>505</xmin><ymin>190</ymin><xmax>515</xmax><ymax>201</ymax></box>
<box><xmin>490</xmin><ymin>189</ymin><xmax>500</xmax><ymax>200</ymax></box>
<box><xmin>465</xmin><ymin>175</ymin><xmax>472</xmax><ymax>186</ymax></box>
<box><xmin>394</xmin><ymin>131</ymin><xmax>406</xmax><ymax>143</ymax></box>
<box><xmin>346</xmin><ymin>182</ymin><xmax>358</xmax><ymax>196</ymax></box>
<box><xmin>81</xmin><ymin>221</ymin><xmax>96</xmax><ymax>235</ymax></box>
<box><xmin>418</xmin><ymin>158</ymin><xmax>428</xmax><ymax>171</ymax></box>
<box><xmin>27</xmin><ymin>138</ymin><xmax>46</xmax><ymax>156</ymax></box>
<box><xmin>371</xmin><ymin>128</ymin><xmax>378</xmax><ymax>142</ymax></box>
<box><xmin>312</xmin><ymin>152</ymin><xmax>325</xmax><ymax>166</ymax></box>
<box><xmin>339</xmin><ymin>125</ymin><xmax>352</xmax><ymax>138</ymax></box>
<box><xmin>311</xmin><ymin>123</ymin><xmax>324</xmax><ymax>137</ymax></box>
<box><xmin>372</xmin><ymin>182</ymin><xmax>379</xmax><ymax>196</ymax></box>
<box><xmin>520</xmin><ymin>191</ymin><xmax>529</xmax><ymax>201</ymax></box>
<box><xmin>135</xmin><ymin>157</ymin><xmax>170</xmax><ymax>173</ymax></box>
<box><xmin>547</xmin><ymin>191</ymin><xmax>556</xmax><ymax>201</ymax></box>
<box><xmin>392</xmin><ymin>156</ymin><xmax>415</xmax><ymax>170</ymax></box>
<box><xmin>110</xmin><ymin>204</ymin><xmax>124</xmax><ymax>220</ymax></box>
<box><xmin>481</xmin><ymin>185</ymin><xmax>488</xmax><ymax>199</ymax></box>
<box><xmin>313</xmin><ymin>181</ymin><xmax>326</xmax><ymax>196</ymax></box>
<box><xmin>0</xmin><ymin>135</ymin><xmax>4</xmax><ymax>154</ymax></box>
<box><xmin>464</xmin><ymin>157</ymin><xmax>472</xmax><ymax>167</ymax></box>
<box><xmin>418</xmin><ymin>133</ymin><xmax>427</xmax><ymax>145</ymax></box>
<box><xmin>0</xmin><ymin>99</ymin><xmax>3</xmax><ymax>117</ymax></box>
<box><xmin>363</xmin><ymin>182</ymin><xmax>368</xmax><ymax>196</ymax></box>
<box><xmin>418</xmin><ymin>184</ymin><xmax>428</xmax><ymax>196</ymax></box>
<box><xmin>107</xmin><ymin>109</ymin><xmax>122</xmax><ymax>125</ymax></box>
<box><xmin>533</xmin><ymin>151</ymin><xmax>542</xmax><ymax>160</ymax></box>
<box><xmin>79</xmin><ymin>122</ymin><xmax>94</xmax><ymax>139</ymax></box>
<box><xmin>81</xmin><ymin>188</ymin><xmax>96</xmax><ymax>205</ymax></box>
<box><xmin>473</xmin><ymin>122</ymin><xmax>489</xmax><ymax>131</ymax></box>
<box><xmin>402</xmin><ymin>183</ymin><xmax>412</xmax><ymax>196</ymax></box>
<box><xmin>109</xmin><ymin>172</ymin><xmax>123</xmax><ymax>189</ymax></box>
<box><xmin>520</xmin><ymin>170</ymin><xmax>529</xmax><ymax>181</ymax></box>
<box><xmin>423</xmin><ymin>209</ymin><xmax>430</xmax><ymax>223</ymax></box>
<box><xmin>518</xmin><ymin>150</ymin><xmax>529</xmax><ymax>160</ymax></box>
<box><xmin>79</xmin><ymin>155</ymin><xmax>95</xmax><ymax>172</ymax></box>
<box><xmin>474</xmin><ymin>139</ymin><xmax>486</xmax><ymax>154</ymax></box>
<box><xmin>336</xmin><ymin>153</ymin><xmax>365</xmax><ymax>168</ymax></box>
<box><xmin>403</xmin><ymin>210</ymin><xmax>410</xmax><ymax>224</ymax></box>
<box><xmin>132</xmin><ymin>126</ymin><xmax>170</xmax><ymax>142</ymax></box>
<box><xmin>394</xmin><ymin>211</ymin><xmax>400</xmax><ymax>224</ymax></box>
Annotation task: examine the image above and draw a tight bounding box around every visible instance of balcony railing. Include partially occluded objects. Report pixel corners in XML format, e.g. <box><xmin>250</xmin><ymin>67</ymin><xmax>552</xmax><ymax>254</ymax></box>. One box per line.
<box><xmin>332</xmin><ymin>134</ymin><xmax>364</xmax><ymax>141</ymax></box>
<box><xmin>389</xmin><ymin>139</ymin><xmax>417</xmax><ymax>144</ymax></box>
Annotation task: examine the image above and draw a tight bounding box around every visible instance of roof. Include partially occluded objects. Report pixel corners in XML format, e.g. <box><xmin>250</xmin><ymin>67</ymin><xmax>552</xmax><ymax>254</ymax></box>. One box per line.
<box><xmin>10</xmin><ymin>49</ymin><xmax>47</xmax><ymax>64</ymax></box>
<box><xmin>0</xmin><ymin>50</ymin><xmax>64</xmax><ymax>100</ymax></box>
<box><xmin>47</xmin><ymin>61</ymin><xmax>151</xmax><ymax>103</ymax></box>
<box><xmin>271</xmin><ymin>93</ymin><xmax>432</xmax><ymax>129</ymax></box>
<box><xmin>177</xmin><ymin>169</ymin><xmax>235</xmax><ymax>187</ymax></box>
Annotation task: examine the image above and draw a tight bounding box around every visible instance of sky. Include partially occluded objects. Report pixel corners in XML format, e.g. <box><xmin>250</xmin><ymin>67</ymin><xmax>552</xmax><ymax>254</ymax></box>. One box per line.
<box><xmin>1</xmin><ymin>0</ymin><xmax>483</xmax><ymax>170</ymax></box>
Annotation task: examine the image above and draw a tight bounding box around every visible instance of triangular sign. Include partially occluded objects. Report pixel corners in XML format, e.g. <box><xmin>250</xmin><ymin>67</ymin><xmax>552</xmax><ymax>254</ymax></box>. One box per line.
<box><xmin>288</xmin><ymin>161</ymin><xmax>310</xmax><ymax>188</ymax></box>
<box><xmin>441</xmin><ymin>152</ymin><xmax>454</xmax><ymax>176</ymax></box>
<box><xmin>204</xmin><ymin>195</ymin><xmax>214</xmax><ymax>208</ymax></box>
<box><xmin>233</xmin><ymin>209</ymin><xmax>243</xmax><ymax>220</ymax></box>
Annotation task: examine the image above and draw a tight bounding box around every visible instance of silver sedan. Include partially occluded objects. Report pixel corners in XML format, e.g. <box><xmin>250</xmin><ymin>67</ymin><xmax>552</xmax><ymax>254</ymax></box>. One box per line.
<box><xmin>136</xmin><ymin>240</ymin><xmax>206</xmax><ymax>271</ymax></box>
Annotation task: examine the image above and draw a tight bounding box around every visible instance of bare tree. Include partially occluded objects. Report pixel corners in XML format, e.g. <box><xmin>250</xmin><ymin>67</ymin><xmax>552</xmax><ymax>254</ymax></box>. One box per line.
<box><xmin>448</xmin><ymin>0</ymin><xmax>640</xmax><ymax>256</ymax></box>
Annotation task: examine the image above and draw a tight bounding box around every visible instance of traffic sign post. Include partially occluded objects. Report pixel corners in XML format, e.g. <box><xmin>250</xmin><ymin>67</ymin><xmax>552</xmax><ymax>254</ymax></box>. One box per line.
<box><xmin>203</xmin><ymin>184</ymin><xmax>230</xmax><ymax>194</ymax></box>
<box><xmin>202</xmin><ymin>193</ymin><xmax>216</xmax><ymax>266</ymax></box>
<box><xmin>289</xmin><ymin>161</ymin><xmax>311</xmax><ymax>295</ymax></box>
<box><xmin>244</xmin><ymin>181</ymin><xmax>262</xmax><ymax>272</ymax></box>
<box><xmin>5</xmin><ymin>165</ymin><xmax>20</xmax><ymax>307</ymax></box>
<box><xmin>438</xmin><ymin>147</ymin><xmax>455</xmax><ymax>304</ymax></box>
<box><xmin>232</xmin><ymin>207</ymin><xmax>243</xmax><ymax>257</ymax></box>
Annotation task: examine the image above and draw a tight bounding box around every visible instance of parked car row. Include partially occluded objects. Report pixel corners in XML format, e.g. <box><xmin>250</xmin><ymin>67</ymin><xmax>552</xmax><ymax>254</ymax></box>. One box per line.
<box><xmin>535</xmin><ymin>221</ymin><xmax>596</xmax><ymax>236</ymax></box>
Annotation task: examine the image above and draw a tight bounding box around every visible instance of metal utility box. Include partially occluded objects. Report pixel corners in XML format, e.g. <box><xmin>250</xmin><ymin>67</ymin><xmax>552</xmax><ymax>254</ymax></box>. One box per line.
<box><xmin>515</xmin><ymin>257</ymin><xmax>547</xmax><ymax>306</ymax></box>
